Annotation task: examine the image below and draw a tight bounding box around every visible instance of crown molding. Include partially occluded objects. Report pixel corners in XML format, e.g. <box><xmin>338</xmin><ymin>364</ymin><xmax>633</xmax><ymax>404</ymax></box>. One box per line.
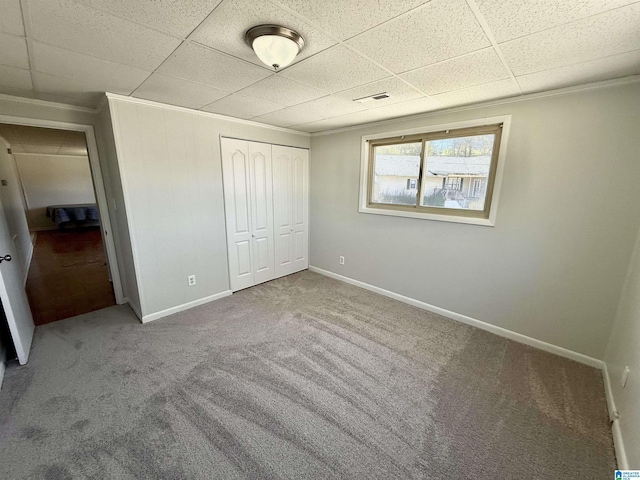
<box><xmin>0</xmin><ymin>93</ymin><xmax>97</xmax><ymax>114</ymax></box>
<box><xmin>105</xmin><ymin>93</ymin><xmax>310</xmax><ymax>137</ymax></box>
<box><xmin>309</xmin><ymin>75</ymin><xmax>640</xmax><ymax>137</ymax></box>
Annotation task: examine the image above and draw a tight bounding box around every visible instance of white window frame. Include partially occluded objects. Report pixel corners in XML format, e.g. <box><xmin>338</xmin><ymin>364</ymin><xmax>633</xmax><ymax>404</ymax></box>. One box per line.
<box><xmin>358</xmin><ymin>115</ymin><xmax>511</xmax><ymax>226</ymax></box>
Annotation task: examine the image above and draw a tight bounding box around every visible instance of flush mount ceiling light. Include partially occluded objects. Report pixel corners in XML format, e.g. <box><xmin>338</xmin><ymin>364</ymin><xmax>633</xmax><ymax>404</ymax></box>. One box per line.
<box><xmin>245</xmin><ymin>25</ymin><xmax>304</xmax><ymax>71</ymax></box>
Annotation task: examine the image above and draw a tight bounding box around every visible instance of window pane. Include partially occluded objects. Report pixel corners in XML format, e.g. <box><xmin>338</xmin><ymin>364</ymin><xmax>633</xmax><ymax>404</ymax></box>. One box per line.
<box><xmin>420</xmin><ymin>134</ymin><xmax>495</xmax><ymax>211</ymax></box>
<box><xmin>371</xmin><ymin>142</ymin><xmax>422</xmax><ymax>206</ymax></box>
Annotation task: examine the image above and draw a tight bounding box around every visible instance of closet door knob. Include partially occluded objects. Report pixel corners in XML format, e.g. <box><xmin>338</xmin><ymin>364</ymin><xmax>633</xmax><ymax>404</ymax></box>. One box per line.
<box><xmin>0</xmin><ymin>254</ymin><xmax>11</xmax><ymax>263</ymax></box>
<box><xmin>252</xmin><ymin>234</ymin><xmax>255</xmax><ymax>238</ymax></box>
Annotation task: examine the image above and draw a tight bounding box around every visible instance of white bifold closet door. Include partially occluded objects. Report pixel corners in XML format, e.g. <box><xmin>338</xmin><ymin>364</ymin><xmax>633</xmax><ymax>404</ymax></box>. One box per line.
<box><xmin>221</xmin><ymin>138</ymin><xmax>275</xmax><ymax>291</ymax></box>
<box><xmin>272</xmin><ymin>145</ymin><xmax>309</xmax><ymax>278</ymax></box>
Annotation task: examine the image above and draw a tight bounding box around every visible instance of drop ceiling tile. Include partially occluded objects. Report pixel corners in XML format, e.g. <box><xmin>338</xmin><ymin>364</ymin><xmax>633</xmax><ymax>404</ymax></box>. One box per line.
<box><xmin>73</xmin><ymin>0</ymin><xmax>223</xmax><ymax>38</ymax></box>
<box><xmin>517</xmin><ymin>50</ymin><xmax>640</xmax><ymax>93</ymax></box>
<box><xmin>0</xmin><ymin>85</ymin><xmax>35</xmax><ymax>100</ymax></box>
<box><xmin>274</xmin><ymin>0</ymin><xmax>429</xmax><ymax>40</ymax></box>
<box><xmin>293</xmin><ymin>96</ymin><xmax>442</xmax><ymax>132</ymax></box>
<box><xmin>0</xmin><ymin>0</ymin><xmax>25</xmax><ymax>36</ymax></box>
<box><xmin>234</xmin><ymin>75</ymin><xmax>327</xmax><ymax>106</ymax></box>
<box><xmin>0</xmin><ymin>33</ymin><xmax>29</xmax><ymax>69</ymax></box>
<box><xmin>249</xmin><ymin>115</ymin><xmax>294</xmax><ymax>128</ymax></box>
<box><xmin>133</xmin><ymin>74</ymin><xmax>230</xmax><ymax>109</ymax></box>
<box><xmin>400</xmin><ymin>48</ymin><xmax>509</xmax><ymax>95</ymax></box>
<box><xmin>333</xmin><ymin>77</ymin><xmax>422</xmax><ymax>108</ymax></box>
<box><xmin>501</xmin><ymin>4</ymin><xmax>640</xmax><ymax>76</ymax></box>
<box><xmin>201</xmin><ymin>94</ymin><xmax>283</xmax><ymax>119</ymax></box>
<box><xmin>476</xmin><ymin>0</ymin><xmax>637</xmax><ymax>43</ymax></box>
<box><xmin>254</xmin><ymin>94</ymin><xmax>367</xmax><ymax>126</ymax></box>
<box><xmin>293</xmin><ymin>109</ymin><xmax>392</xmax><ymax>132</ymax></box>
<box><xmin>157</xmin><ymin>43</ymin><xmax>271</xmax><ymax>91</ymax></box>
<box><xmin>0</xmin><ymin>64</ymin><xmax>32</xmax><ymax>90</ymax></box>
<box><xmin>281</xmin><ymin>45</ymin><xmax>390</xmax><ymax>93</ymax></box>
<box><xmin>32</xmin><ymin>42</ymin><xmax>150</xmax><ymax>94</ymax></box>
<box><xmin>432</xmin><ymin>79</ymin><xmax>520</xmax><ymax>107</ymax></box>
<box><xmin>192</xmin><ymin>0</ymin><xmax>336</xmax><ymax>68</ymax></box>
<box><xmin>28</xmin><ymin>0</ymin><xmax>181</xmax><ymax>71</ymax></box>
<box><xmin>346</xmin><ymin>0</ymin><xmax>490</xmax><ymax>74</ymax></box>
<box><xmin>33</xmin><ymin>72</ymin><xmax>104</xmax><ymax>107</ymax></box>
<box><xmin>366</xmin><ymin>96</ymin><xmax>443</xmax><ymax>119</ymax></box>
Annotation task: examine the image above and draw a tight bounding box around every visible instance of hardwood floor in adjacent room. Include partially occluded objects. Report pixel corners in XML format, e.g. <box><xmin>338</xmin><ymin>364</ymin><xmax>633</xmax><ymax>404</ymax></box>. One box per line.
<box><xmin>25</xmin><ymin>228</ymin><xmax>115</xmax><ymax>326</ymax></box>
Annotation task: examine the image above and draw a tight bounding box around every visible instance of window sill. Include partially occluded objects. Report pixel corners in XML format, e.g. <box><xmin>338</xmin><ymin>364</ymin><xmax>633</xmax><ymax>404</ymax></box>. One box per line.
<box><xmin>358</xmin><ymin>205</ymin><xmax>495</xmax><ymax>226</ymax></box>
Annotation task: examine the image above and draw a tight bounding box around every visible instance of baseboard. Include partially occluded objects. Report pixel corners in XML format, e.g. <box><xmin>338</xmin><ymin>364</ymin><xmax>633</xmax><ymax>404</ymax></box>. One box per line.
<box><xmin>30</xmin><ymin>226</ymin><xmax>58</xmax><ymax>232</ymax></box>
<box><xmin>309</xmin><ymin>266</ymin><xmax>604</xmax><ymax>369</ymax></box>
<box><xmin>603</xmin><ymin>364</ymin><xmax>628</xmax><ymax>469</ymax></box>
<box><xmin>141</xmin><ymin>290</ymin><xmax>233</xmax><ymax>323</ymax></box>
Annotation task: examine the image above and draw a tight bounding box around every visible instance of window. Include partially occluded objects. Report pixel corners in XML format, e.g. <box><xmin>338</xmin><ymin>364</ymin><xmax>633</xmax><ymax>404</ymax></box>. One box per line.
<box><xmin>360</xmin><ymin>116</ymin><xmax>510</xmax><ymax>226</ymax></box>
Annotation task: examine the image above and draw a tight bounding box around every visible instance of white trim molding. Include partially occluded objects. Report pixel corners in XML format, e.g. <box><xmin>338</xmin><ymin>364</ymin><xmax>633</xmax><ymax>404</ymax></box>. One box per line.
<box><xmin>22</xmin><ymin>239</ymin><xmax>34</xmax><ymax>287</ymax></box>
<box><xmin>603</xmin><ymin>364</ymin><xmax>629</xmax><ymax>470</ymax></box>
<box><xmin>309</xmin><ymin>266</ymin><xmax>605</xmax><ymax>369</ymax></box>
<box><xmin>141</xmin><ymin>290</ymin><xmax>233</xmax><ymax>323</ymax></box>
<box><xmin>0</xmin><ymin>114</ymin><xmax>125</xmax><ymax>305</ymax></box>
<box><xmin>358</xmin><ymin>115</ymin><xmax>511</xmax><ymax>227</ymax></box>
<box><xmin>0</xmin><ymin>93</ymin><xmax>97</xmax><ymax>114</ymax></box>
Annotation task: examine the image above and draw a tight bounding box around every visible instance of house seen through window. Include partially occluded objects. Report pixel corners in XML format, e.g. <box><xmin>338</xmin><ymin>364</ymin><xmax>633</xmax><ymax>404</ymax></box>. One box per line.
<box><xmin>367</xmin><ymin>123</ymin><xmax>503</xmax><ymax>220</ymax></box>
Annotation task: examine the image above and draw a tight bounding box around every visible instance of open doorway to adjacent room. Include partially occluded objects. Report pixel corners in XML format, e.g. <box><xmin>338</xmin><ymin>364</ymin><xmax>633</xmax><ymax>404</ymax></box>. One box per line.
<box><xmin>0</xmin><ymin>123</ymin><xmax>116</xmax><ymax>326</ymax></box>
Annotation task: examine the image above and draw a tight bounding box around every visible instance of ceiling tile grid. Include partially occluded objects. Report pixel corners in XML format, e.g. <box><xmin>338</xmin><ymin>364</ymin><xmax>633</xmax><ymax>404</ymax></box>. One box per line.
<box><xmin>501</xmin><ymin>3</ymin><xmax>640</xmax><ymax>76</ymax></box>
<box><xmin>333</xmin><ymin>77</ymin><xmax>424</xmax><ymax>108</ymax></box>
<box><xmin>346</xmin><ymin>0</ymin><xmax>491</xmax><ymax>74</ymax></box>
<box><xmin>400</xmin><ymin>48</ymin><xmax>510</xmax><ymax>95</ymax></box>
<box><xmin>0</xmin><ymin>0</ymin><xmax>26</xmax><ymax>36</ymax></box>
<box><xmin>32</xmin><ymin>42</ymin><xmax>151</xmax><ymax>94</ymax></box>
<box><xmin>475</xmin><ymin>0</ymin><xmax>639</xmax><ymax>44</ymax></box>
<box><xmin>0</xmin><ymin>123</ymin><xmax>88</xmax><ymax>155</ymax></box>
<box><xmin>281</xmin><ymin>45</ymin><xmax>392</xmax><ymax>93</ymax></box>
<box><xmin>73</xmin><ymin>0</ymin><xmax>224</xmax><ymax>38</ymax></box>
<box><xmin>0</xmin><ymin>64</ymin><xmax>33</xmax><ymax>91</ymax></box>
<box><xmin>234</xmin><ymin>75</ymin><xmax>328</xmax><ymax>107</ymax></box>
<box><xmin>27</xmin><ymin>0</ymin><xmax>182</xmax><ymax>71</ymax></box>
<box><xmin>132</xmin><ymin>74</ymin><xmax>232</xmax><ymax>110</ymax></box>
<box><xmin>253</xmin><ymin>94</ymin><xmax>369</xmax><ymax>126</ymax></box>
<box><xmin>271</xmin><ymin>0</ymin><xmax>430</xmax><ymax>41</ymax></box>
<box><xmin>0</xmin><ymin>0</ymin><xmax>636</xmax><ymax>130</ymax></box>
<box><xmin>201</xmin><ymin>93</ymin><xmax>284</xmax><ymax>118</ymax></box>
<box><xmin>157</xmin><ymin>42</ymin><xmax>272</xmax><ymax>91</ymax></box>
<box><xmin>0</xmin><ymin>33</ymin><xmax>30</xmax><ymax>69</ymax></box>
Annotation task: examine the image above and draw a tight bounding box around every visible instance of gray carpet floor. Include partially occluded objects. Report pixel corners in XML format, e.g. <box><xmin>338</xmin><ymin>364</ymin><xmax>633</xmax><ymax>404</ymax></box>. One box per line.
<box><xmin>0</xmin><ymin>271</ymin><xmax>615</xmax><ymax>479</ymax></box>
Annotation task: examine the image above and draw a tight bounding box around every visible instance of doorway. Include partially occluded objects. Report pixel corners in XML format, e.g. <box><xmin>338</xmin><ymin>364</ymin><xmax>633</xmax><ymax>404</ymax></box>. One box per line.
<box><xmin>0</xmin><ymin>117</ymin><xmax>122</xmax><ymax>342</ymax></box>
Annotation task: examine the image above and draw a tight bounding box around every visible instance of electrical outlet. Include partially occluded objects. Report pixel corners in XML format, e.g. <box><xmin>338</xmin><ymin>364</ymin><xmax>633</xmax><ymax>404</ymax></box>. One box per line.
<box><xmin>339</xmin><ymin>256</ymin><xmax>345</xmax><ymax>265</ymax></box>
<box><xmin>621</xmin><ymin>366</ymin><xmax>630</xmax><ymax>388</ymax></box>
<box><xmin>187</xmin><ymin>275</ymin><xmax>196</xmax><ymax>286</ymax></box>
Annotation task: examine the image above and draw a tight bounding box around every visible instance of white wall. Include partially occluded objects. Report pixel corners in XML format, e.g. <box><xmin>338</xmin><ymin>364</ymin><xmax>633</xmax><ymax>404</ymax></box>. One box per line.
<box><xmin>0</xmin><ymin>138</ymin><xmax>31</xmax><ymax>278</ymax></box>
<box><xmin>605</xmin><ymin>225</ymin><xmax>640</xmax><ymax>468</ymax></box>
<box><xmin>310</xmin><ymin>82</ymin><xmax>640</xmax><ymax>360</ymax></box>
<box><xmin>107</xmin><ymin>96</ymin><xmax>310</xmax><ymax>320</ymax></box>
<box><xmin>14</xmin><ymin>153</ymin><xmax>95</xmax><ymax>230</ymax></box>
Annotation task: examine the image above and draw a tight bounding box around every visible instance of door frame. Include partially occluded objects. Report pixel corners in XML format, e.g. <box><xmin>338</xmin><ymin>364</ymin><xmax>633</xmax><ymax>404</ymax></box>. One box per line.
<box><xmin>0</xmin><ymin>114</ymin><xmax>124</xmax><ymax>304</ymax></box>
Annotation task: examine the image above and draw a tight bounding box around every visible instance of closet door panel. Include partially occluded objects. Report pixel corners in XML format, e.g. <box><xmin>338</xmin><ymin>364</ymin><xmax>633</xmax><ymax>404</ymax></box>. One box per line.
<box><xmin>291</xmin><ymin>148</ymin><xmax>309</xmax><ymax>271</ymax></box>
<box><xmin>272</xmin><ymin>145</ymin><xmax>294</xmax><ymax>278</ymax></box>
<box><xmin>221</xmin><ymin>138</ymin><xmax>254</xmax><ymax>291</ymax></box>
<box><xmin>248</xmin><ymin>141</ymin><xmax>275</xmax><ymax>284</ymax></box>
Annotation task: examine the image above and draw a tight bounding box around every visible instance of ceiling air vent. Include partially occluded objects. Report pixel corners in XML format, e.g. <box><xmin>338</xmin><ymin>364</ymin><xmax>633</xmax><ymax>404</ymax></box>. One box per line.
<box><xmin>353</xmin><ymin>92</ymin><xmax>389</xmax><ymax>103</ymax></box>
